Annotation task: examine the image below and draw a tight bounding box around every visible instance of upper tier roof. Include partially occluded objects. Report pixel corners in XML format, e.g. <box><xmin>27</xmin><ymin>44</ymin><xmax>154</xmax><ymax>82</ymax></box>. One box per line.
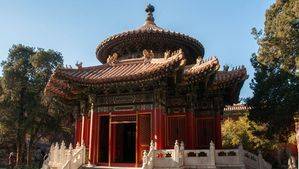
<box><xmin>96</xmin><ymin>4</ymin><xmax>205</xmax><ymax>65</ymax></box>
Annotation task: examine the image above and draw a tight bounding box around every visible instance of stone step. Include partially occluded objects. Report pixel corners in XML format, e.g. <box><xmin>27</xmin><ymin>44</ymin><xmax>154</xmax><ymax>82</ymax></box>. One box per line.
<box><xmin>81</xmin><ymin>165</ymin><xmax>141</xmax><ymax>169</ymax></box>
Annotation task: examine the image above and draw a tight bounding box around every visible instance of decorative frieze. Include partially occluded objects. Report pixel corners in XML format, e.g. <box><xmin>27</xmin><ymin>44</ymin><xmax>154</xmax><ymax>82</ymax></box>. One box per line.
<box><xmin>113</xmin><ymin>105</ymin><xmax>135</xmax><ymax>112</ymax></box>
<box><xmin>95</xmin><ymin>103</ymin><xmax>153</xmax><ymax>113</ymax></box>
<box><xmin>96</xmin><ymin>93</ymin><xmax>154</xmax><ymax>106</ymax></box>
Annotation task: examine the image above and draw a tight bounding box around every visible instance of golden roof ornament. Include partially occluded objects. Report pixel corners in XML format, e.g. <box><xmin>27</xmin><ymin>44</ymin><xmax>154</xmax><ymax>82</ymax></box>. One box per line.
<box><xmin>196</xmin><ymin>57</ymin><xmax>203</xmax><ymax>64</ymax></box>
<box><xmin>164</xmin><ymin>50</ymin><xmax>171</xmax><ymax>59</ymax></box>
<box><xmin>143</xmin><ymin>49</ymin><xmax>154</xmax><ymax>61</ymax></box>
<box><xmin>145</xmin><ymin>4</ymin><xmax>155</xmax><ymax>24</ymax></box>
<box><xmin>107</xmin><ymin>53</ymin><xmax>118</xmax><ymax>65</ymax></box>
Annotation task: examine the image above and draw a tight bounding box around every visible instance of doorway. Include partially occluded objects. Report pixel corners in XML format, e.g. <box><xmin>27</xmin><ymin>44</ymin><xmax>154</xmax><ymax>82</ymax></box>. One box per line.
<box><xmin>112</xmin><ymin>123</ymin><xmax>136</xmax><ymax>163</ymax></box>
<box><xmin>98</xmin><ymin>116</ymin><xmax>109</xmax><ymax>163</ymax></box>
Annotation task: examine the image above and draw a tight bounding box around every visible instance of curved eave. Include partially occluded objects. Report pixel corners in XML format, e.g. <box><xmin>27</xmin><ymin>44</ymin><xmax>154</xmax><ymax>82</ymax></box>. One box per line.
<box><xmin>58</xmin><ymin>51</ymin><xmax>185</xmax><ymax>85</ymax></box>
<box><xmin>183</xmin><ymin>57</ymin><xmax>220</xmax><ymax>84</ymax></box>
<box><xmin>96</xmin><ymin>29</ymin><xmax>204</xmax><ymax>64</ymax></box>
<box><xmin>44</xmin><ymin>50</ymin><xmax>186</xmax><ymax>100</ymax></box>
<box><xmin>209</xmin><ymin>67</ymin><xmax>248</xmax><ymax>104</ymax></box>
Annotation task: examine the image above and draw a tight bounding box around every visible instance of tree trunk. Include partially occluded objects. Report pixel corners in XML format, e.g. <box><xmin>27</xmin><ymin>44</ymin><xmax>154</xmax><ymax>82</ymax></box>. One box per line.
<box><xmin>16</xmin><ymin>135</ymin><xmax>23</xmax><ymax>165</ymax></box>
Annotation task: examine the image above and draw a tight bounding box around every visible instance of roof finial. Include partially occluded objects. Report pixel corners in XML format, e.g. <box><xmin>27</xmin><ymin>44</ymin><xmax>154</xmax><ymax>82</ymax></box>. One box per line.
<box><xmin>145</xmin><ymin>4</ymin><xmax>155</xmax><ymax>24</ymax></box>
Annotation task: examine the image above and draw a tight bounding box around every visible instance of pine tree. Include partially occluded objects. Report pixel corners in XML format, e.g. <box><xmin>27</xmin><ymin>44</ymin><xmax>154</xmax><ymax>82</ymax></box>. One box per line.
<box><xmin>0</xmin><ymin>44</ymin><xmax>69</xmax><ymax>166</ymax></box>
<box><xmin>248</xmin><ymin>0</ymin><xmax>299</xmax><ymax>142</ymax></box>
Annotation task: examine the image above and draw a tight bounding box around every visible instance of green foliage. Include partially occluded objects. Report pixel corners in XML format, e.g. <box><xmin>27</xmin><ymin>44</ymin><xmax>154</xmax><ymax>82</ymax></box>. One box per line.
<box><xmin>248</xmin><ymin>0</ymin><xmax>299</xmax><ymax>143</ymax></box>
<box><xmin>222</xmin><ymin>116</ymin><xmax>273</xmax><ymax>152</ymax></box>
<box><xmin>253</xmin><ymin>0</ymin><xmax>299</xmax><ymax>74</ymax></box>
<box><xmin>0</xmin><ymin>44</ymin><xmax>70</xmax><ymax>165</ymax></box>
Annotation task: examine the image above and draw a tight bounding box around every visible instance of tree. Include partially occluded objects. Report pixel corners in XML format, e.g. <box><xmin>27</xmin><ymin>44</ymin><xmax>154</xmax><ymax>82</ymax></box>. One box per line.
<box><xmin>0</xmin><ymin>44</ymin><xmax>69</xmax><ymax>166</ymax></box>
<box><xmin>248</xmin><ymin>0</ymin><xmax>299</xmax><ymax>143</ymax></box>
<box><xmin>222</xmin><ymin>116</ymin><xmax>273</xmax><ymax>152</ymax></box>
<box><xmin>222</xmin><ymin>115</ymin><xmax>297</xmax><ymax>168</ymax></box>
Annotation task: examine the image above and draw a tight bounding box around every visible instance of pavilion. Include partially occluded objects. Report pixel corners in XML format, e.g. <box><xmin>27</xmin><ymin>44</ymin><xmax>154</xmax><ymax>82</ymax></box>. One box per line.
<box><xmin>44</xmin><ymin>4</ymin><xmax>248</xmax><ymax>168</ymax></box>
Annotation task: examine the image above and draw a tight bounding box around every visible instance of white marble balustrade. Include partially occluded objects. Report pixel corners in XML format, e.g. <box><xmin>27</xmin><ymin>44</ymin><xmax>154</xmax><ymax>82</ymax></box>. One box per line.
<box><xmin>142</xmin><ymin>141</ymin><xmax>271</xmax><ymax>169</ymax></box>
<box><xmin>41</xmin><ymin>141</ymin><xmax>86</xmax><ymax>169</ymax></box>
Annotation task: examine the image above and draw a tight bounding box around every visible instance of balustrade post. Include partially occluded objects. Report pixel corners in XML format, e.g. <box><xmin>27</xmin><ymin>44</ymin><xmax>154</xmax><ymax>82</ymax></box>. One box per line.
<box><xmin>209</xmin><ymin>141</ymin><xmax>216</xmax><ymax>168</ymax></box>
<box><xmin>60</xmin><ymin>141</ymin><xmax>66</xmax><ymax>166</ymax></box>
<box><xmin>179</xmin><ymin>141</ymin><xmax>185</xmax><ymax>166</ymax></box>
<box><xmin>148</xmin><ymin>140</ymin><xmax>155</xmax><ymax>169</ymax></box>
<box><xmin>48</xmin><ymin>144</ymin><xmax>54</xmax><ymax>166</ymax></box>
<box><xmin>174</xmin><ymin>140</ymin><xmax>180</xmax><ymax>163</ymax></box>
<box><xmin>142</xmin><ymin>150</ymin><xmax>148</xmax><ymax>168</ymax></box>
<box><xmin>180</xmin><ymin>141</ymin><xmax>185</xmax><ymax>151</ymax></box>
<box><xmin>150</xmin><ymin>140</ymin><xmax>155</xmax><ymax>151</ymax></box>
<box><xmin>54</xmin><ymin>142</ymin><xmax>59</xmax><ymax>166</ymax></box>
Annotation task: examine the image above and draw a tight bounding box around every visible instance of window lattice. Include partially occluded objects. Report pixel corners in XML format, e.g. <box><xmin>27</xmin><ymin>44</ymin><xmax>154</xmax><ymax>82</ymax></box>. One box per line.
<box><xmin>111</xmin><ymin>115</ymin><xmax>136</xmax><ymax>122</ymax></box>
<box><xmin>139</xmin><ymin>114</ymin><xmax>151</xmax><ymax>145</ymax></box>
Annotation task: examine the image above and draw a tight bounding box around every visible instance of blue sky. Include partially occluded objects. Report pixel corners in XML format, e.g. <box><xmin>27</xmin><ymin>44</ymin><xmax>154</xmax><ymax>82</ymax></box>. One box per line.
<box><xmin>0</xmin><ymin>0</ymin><xmax>275</xmax><ymax>98</ymax></box>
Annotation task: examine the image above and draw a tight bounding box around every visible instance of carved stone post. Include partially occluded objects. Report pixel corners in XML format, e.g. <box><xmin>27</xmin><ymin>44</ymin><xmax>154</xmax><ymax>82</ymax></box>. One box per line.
<box><xmin>54</xmin><ymin>142</ymin><xmax>59</xmax><ymax>166</ymax></box>
<box><xmin>150</xmin><ymin>140</ymin><xmax>155</xmax><ymax>151</ymax></box>
<box><xmin>142</xmin><ymin>150</ymin><xmax>148</xmax><ymax>168</ymax></box>
<box><xmin>294</xmin><ymin>113</ymin><xmax>299</xmax><ymax>169</ymax></box>
<box><xmin>174</xmin><ymin>140</ymin><xmax>180</xmax><ymax>163</ymax></box>
<box><xmin>209</xmin><ymin>141</ymin><xmax>216</xmax><ymax>168</ymax></box>
<box><xmin>179</xmin><ymin>141</ymin><xmax>185</xmax><ymax>166</ymax></box>
<box><xmin>88</xmin><ymin>94</ymin><xmax>96</xmax><ymax>166</ymax></box>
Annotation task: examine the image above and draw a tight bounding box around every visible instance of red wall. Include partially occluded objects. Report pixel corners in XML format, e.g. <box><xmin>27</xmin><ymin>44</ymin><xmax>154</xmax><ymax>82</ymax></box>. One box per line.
<box><xmin>74</xmin><ymin>110</ymin><xmax>222</xmax><ymax>166</ymax></box>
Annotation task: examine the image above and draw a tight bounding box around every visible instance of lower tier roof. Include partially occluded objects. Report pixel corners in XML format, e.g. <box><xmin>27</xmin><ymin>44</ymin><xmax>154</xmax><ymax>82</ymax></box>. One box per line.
<box><xmin>44</xmin><ymin>49</ymin><xmax>247</xmax><ymax>103</ymax></box>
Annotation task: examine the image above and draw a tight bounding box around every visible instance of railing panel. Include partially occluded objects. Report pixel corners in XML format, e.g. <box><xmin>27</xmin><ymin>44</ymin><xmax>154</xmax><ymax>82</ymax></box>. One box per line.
<box><xmin>215</xmin><ymin>149</ymin><xmax>240</xmax><ymax>165</ymax></box>
<box><xmin>183</xmin><ymin>150</ymin><xmax>210</xmax><ymax>166</ymax></box>
<box><xmin>243</xmin><ymin>150</ymin><xmax>258</xmax><ymax>169</ymax></box>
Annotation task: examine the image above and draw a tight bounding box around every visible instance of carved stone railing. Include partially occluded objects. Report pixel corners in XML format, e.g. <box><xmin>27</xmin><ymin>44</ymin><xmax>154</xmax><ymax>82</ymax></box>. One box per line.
<box><xmin>42</xmin><ymin>141</ymin><xmax>86</xmax><ymax>169</ymax></box>
<box><xmin>142</xmin><ymin>140</ymin><xmax>271</xmax><ymax>169</ymax></box>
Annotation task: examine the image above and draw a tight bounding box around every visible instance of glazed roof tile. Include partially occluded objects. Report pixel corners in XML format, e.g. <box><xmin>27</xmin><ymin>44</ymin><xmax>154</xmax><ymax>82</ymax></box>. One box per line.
<box><xmin>54</xmin><ymin>50</ymin><xmax>185</xmax><ymax>85</ymax></box>
<box><xmin>210</xmin><ymin>66</ymin><xmax>248</xmax><ymax>89</ymax></box>
<box><xmin>183</xmin><ymin>57</ymin><xmax>220</xmax><ymax>83</ymax></box>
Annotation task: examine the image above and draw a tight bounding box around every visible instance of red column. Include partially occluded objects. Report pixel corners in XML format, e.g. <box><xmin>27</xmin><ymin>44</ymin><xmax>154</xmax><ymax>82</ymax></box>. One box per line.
<box><xmin>81</xmin><ymin>115</ymin><xmax>85</xmax><ymax>145</ymax></box>
<box><xmin>153</xmin><ymin>108</ymin><xmax>163</xmax><ymax>149</ymax></box>
<box><xmin>91</xmin><ymin>114</ymin><xmax>99</xmax><ymax>164</ymax></box>
<box><xmin>152</xmin><ymin>109</ymin><xmax>156</xmax><ymax>147</ymax></box>
<box><xmin>84</xmin><ymin>118</ymin><xmax>90</xmax><ymax>148</ymax></box>
<box><xmin>186</xmin><ymin>112</ymin><xmax>195</xmax><ymax>148</ymax></box>
<box><xmin>88</xmin><ymin>103</ymin><xmax>95</xmax><ymax>165</ymax></box>
<box><xmin>75</xmin><ymin>119</ymin><xmax>82</xmax><ymax>144</ymax></box>
<box><xmin>215</xmin><ymin>113</ymin><xmax>222</xmax><ymax>149</ymax></box>
<box><xmin>161</xmin><ymin>112</ymin><xmax>166</xmax><ymax>149</ymax></box>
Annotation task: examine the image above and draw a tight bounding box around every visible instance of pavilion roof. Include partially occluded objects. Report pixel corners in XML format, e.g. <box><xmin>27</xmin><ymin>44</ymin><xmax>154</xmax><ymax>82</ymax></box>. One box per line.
<box><xmin>50</xmin><ymin>49</ymin><xmax>185</xmax><ymax>86</ymax></box>
<box><xmin>96</xmin><ymin>4</ymin><xmax>204</xmax><ymax>64</ymax></box>
<box><xmin>44</xmin><ymin>50</ymin><xmax>247</xmax><ymax>102</ymax></box>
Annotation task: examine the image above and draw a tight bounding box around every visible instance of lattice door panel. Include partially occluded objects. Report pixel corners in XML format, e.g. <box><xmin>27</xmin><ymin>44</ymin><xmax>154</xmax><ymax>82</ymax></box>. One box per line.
<box><xmin>138</xmin><ymin>114</ymin><xmax>151</xmax><ymax>165</ymax></box>
<box><xmin>167</xmin><ymin>116</ymin><xmax>186</xmax><ymax>148</ymax></box>
<box><xmin>196</xmin><ymin>118</ymin><xmax>215</xmax><ymax>148</ymax></box>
